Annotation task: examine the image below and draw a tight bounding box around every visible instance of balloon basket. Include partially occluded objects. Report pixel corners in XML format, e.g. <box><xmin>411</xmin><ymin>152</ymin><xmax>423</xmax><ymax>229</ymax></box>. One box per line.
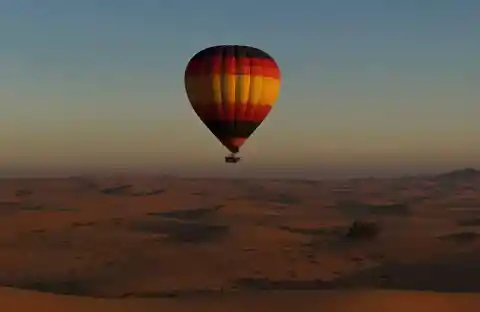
<box><xmin>225</xmin><ymin>154</ymin><xmax>241</xmax><ymax>164</ymax></box>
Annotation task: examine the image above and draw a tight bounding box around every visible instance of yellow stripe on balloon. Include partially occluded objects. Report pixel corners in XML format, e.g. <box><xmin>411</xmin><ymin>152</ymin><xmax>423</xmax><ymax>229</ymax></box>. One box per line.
<box><xmin>185</xmin><ymin>75</ymin><xmax>280</xmax><ymax>108</ymax></box>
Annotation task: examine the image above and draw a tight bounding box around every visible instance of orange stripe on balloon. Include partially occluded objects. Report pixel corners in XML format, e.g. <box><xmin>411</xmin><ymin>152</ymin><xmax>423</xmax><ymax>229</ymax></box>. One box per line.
<box><xmin>185</xmin><ymin>57</ymin><xmax>280</xmax><ymax>79</ymax></box>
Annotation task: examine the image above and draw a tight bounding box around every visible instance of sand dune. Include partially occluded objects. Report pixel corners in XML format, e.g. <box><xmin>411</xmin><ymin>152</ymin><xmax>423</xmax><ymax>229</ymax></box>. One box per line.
<box><xmin>0</xmin><ymin>168</ymin><xmax>479</xmax><ymax>309</ymax></box>
<box><xmin>2</xmin><ymin>287</ymin><xmax>480</xmax><ymax>312</ymax></box>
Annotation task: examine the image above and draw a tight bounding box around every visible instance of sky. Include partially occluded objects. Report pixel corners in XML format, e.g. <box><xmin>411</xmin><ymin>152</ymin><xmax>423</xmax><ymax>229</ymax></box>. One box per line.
<box><xmin>1</xmin><ymin>0</ymin><xmax>479</xmax><ymax>178</ymax></box>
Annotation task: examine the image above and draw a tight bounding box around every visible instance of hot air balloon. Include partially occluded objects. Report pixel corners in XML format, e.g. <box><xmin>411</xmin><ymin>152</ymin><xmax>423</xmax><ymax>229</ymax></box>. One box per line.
<box><xmin>184</xmin><ymin>45</ymin><xmax>281</xmax><ymax>163</ymax></box>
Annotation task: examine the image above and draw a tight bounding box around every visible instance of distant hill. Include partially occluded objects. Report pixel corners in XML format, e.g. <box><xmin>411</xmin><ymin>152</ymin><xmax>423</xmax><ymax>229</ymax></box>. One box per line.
<box><xmin>431</xmin><ymin>168</ymin><xmax>480</xmax><ymax>185</ymax></box>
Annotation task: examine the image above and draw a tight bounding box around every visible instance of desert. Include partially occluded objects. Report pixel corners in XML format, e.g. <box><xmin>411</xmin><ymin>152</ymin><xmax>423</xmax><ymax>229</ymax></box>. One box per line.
<box><xmin>0</xmin><ymin>168</ymin><xmax>479</xmax><ymax>311</ymax></box>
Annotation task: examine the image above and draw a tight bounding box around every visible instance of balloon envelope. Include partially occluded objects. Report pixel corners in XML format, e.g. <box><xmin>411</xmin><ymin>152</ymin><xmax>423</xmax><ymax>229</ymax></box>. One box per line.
<box><xmin>184</xmin><ymin>45</ymin><xmax>281</xmax><ymax>153</ymax></box>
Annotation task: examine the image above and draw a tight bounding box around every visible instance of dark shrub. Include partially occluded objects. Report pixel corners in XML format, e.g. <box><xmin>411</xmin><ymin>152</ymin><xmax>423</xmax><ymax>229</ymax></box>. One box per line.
<box><xmin>345</xmin><ymin>220</ymin><xmax>381</xmax><ymax>241</ymax></box>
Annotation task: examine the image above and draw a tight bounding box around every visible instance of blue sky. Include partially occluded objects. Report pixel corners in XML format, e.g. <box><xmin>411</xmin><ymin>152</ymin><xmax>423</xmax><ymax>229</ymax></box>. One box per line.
<box><xmin>1</xmin><ymin>0</ymin><xmax>479</xmax><ymax>178</ymax></box>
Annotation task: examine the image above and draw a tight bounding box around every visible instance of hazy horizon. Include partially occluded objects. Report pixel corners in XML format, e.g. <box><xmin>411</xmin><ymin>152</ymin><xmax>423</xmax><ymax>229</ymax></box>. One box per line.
<box><xmin>1</xmin><ymin>0</ymin><xmax>479</xmax><ymax>178</ymax></box>
<box><xmin>1</xmin><ymin>164</ymin><xmax>477</xmax><ymax>180</ymax></box>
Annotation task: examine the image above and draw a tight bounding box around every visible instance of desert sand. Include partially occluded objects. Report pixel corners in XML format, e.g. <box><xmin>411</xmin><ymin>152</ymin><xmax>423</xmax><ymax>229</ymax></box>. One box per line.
<box><xmin>0</xmin><ymin>168</ymin><xmax>479</xmax><ymax>311</ymax></box>
<box><xmin>2</xmin><ymin>287</ymin><xmax>480</xmax><ymax>312</ymax></box>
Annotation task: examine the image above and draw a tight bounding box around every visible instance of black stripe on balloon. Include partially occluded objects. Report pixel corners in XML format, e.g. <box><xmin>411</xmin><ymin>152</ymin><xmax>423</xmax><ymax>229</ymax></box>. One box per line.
<box><xmin>203</xmin><ymin>120</ymin><xmax>262</xmax><ymax>139</ymax></box>
<box><xmin>193</xmin><ymin>45</ymin><xmax>273</xmax><ymax>61</ymax></box>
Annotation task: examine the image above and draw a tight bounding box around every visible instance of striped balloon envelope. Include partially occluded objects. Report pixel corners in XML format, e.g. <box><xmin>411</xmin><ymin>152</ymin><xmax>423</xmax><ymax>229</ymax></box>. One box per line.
<box><xmin>184</xmin><ymin>45</ymin><xmax>281</xmax><ymax>162</ymax></box>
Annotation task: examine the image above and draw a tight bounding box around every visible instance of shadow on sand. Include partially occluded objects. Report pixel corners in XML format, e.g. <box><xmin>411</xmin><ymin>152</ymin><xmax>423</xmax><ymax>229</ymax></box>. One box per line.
<box><xmin>131</xmin><ymin>217</ymin><xmax>229</xmax><ymax>244</ymax></box>
<box><xmin>146</xmin><ymin>205</ymin><xmax>223</xmax><ymax>221</ymax></box>
<box><xmin>336</xmin><ymin>201</ymin><xmax>411</xmax><ymax>218</ymax></box>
